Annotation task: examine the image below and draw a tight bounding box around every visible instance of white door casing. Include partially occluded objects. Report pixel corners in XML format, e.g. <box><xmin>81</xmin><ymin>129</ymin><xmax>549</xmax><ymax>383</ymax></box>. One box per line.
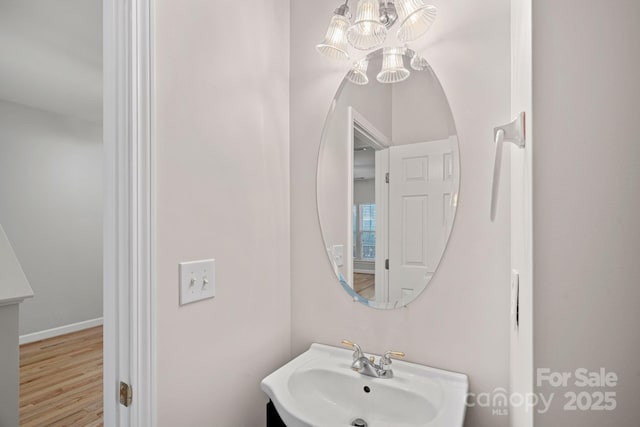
<box><xmin>374</xmin><ymin>148</ymin><xmax>389</xmax><ymax>303</ymax></box>
<box><xmin>509</xmin><ymin>0</ymin><xmax>533</xmax><ymax>425</ymax></box>
<box><xmin>347</xmin><ymin>107</ymin><xmax>391</xmax><ymax>298</ymax></box>
<box><xmin>388</xmin><ymin>140</ymin><xmax>454</xmax><ymax>304</ymax></box>
<box><xmin>103</xmin><ymin>0</ymin><xmax>155</xmax><ymax>425</ymax></box>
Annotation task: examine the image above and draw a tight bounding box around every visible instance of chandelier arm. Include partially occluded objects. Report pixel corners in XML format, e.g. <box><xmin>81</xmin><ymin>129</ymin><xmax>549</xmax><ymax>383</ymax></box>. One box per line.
<box><xmin>335</xmin><ymin>0</ymin><xmax>351</xmax><ymax>18</ymax></box>
<box><xmin>379</xmin><ymin>0</ymin><xmax>398</xmax><ymax>28</ymax></box>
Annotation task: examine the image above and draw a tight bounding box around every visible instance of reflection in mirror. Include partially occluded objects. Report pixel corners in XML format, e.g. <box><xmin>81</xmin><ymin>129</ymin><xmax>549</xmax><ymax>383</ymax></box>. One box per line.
<box><xmin>317</xmin><ymin>48</ymin><xmax>460</xmax><ymax>309</ymax></box>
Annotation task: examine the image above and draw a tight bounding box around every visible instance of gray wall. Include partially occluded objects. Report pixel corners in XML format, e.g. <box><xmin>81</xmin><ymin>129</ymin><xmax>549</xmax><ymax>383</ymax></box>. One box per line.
<box><xmin>532</xmin><ymin>0</ymin><xmax>640</xmax><ymax>425</ymax></box>
<box><xmin>353</xmin><ymin>179</ymin><xmax>374</xmax><ymax>205</ymax></box>
<box><xmin>0</xmin><ymin>0</ymin><xmax>102</xmax><ymax>122</ymax></box>
<box><xmin>0</xmin><ymin>100</ymin><xmax>103</xmax><ymax>335</ymax></box>
<box><xmin>290</xmin><ymin>0</ymin><xmax>511</xmax><ymax>426</ymax></box>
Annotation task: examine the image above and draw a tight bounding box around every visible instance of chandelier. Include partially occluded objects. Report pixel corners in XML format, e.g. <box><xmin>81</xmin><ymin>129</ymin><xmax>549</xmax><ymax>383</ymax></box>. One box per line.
<box><xmin>316</xmin><ymin>0</ymin><xmax>437</xmax><ymax>85</ymax></box>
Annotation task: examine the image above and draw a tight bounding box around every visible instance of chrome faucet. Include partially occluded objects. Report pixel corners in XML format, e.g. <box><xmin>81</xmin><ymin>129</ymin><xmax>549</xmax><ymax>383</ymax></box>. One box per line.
<box><xmin>341</xmin><ymin>340</ymin><xmax>405</xmax><ymax>379</ymax></box>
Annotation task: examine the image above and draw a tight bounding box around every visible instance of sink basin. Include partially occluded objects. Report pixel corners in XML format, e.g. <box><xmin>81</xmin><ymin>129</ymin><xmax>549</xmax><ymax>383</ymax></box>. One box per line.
<box><xmin>261</xmin><ymin>343</ymin><xmax>469</xmax><ymax>427</ymax></box>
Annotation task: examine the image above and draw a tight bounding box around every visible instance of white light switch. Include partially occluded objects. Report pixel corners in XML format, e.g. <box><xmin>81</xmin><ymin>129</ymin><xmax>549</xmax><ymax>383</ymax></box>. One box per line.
<box><xmin>332</xmin><ymin>245</ymin><xmax>344</xmax><ymax>267</ymax></box>
<box><xmin>179</xmin><ymin>259</ymin><xmax>215</xmax><ymax>306</ymax></box>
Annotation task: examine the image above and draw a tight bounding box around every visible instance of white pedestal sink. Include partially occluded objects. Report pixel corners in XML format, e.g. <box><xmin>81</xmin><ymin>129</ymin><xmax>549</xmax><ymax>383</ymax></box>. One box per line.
<box><xmin>261</xmin><ymin>343</ymin><xmax>469</xmax><ymax>427</ymax></box>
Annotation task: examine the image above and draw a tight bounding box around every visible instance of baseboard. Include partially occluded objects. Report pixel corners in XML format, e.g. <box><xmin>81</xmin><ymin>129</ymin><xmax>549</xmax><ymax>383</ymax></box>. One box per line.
<box><xmin>354</xmin><ymin>269</ymin><xmax>375</xmax><ymax>274</ymax></box>
<box><xmin>19</xmin><ymin>317</ymin><xmax>103</xmax><ymax>345</ymax></box>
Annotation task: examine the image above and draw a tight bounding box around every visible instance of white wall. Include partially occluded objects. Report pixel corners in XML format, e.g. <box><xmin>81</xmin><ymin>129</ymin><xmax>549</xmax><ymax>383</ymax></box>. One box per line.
<box><xmin>532</xmin><ymin>1</ymin><xmax>640</xmax><ymax>425</ymax></box>
<box><xmin>154</xmin><ymin>0</ymin><xmax>291</xmax><ymax>425</ymax></box>
<box><xmin>0</xmin><ymin>100</ymin><xmax>103</xmax><ymax>335</ymax></box>
<box><xmin>291</xmin><ymin>1</ymin><xmax>511</xmax><ymax>426</ymax></box>
<box><xmin>391</xmin><ymin>72</ymin><xmax>455</xmax><ymax>145</ymax></box>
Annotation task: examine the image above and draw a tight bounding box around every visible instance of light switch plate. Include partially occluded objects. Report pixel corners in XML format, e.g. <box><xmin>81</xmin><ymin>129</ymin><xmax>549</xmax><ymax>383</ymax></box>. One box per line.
<box><xmin>332</xmin><ymin>245</ymin><xmax>344</xmax><ymax>267</ymax></box>
<box><xmin>179</xmin><ymin>259</ymin><xmax>215</xmax><ymax>306</ymax></box>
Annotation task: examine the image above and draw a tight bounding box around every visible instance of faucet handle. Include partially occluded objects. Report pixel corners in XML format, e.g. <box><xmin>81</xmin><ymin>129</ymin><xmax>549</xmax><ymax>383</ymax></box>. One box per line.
<box><xmin>385</xmin><ymin>351</ymin><xmax>405</xmax><ymax>359</ymax></box>
<box><xmin>381</xmin><ymin>350</ymin><xmax>405</xmax><ymax>368</ymax></box>
<box><xmin>341</xmin><ymin>339</ymin><xmax>364</xmax><ymax>361</ymax></box>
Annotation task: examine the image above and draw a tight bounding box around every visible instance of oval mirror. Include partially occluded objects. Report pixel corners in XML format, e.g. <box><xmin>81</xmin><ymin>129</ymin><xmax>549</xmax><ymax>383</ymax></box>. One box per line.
<box><xmin>317</xmin><ymin>48</ymin><xmax>460</xmax><ymax>309</ymax></box>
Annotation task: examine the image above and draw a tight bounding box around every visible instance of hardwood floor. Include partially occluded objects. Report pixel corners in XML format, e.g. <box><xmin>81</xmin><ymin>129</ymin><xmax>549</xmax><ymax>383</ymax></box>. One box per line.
<box><xmin>20</xmin><ymin>326</ymin><xmax>103</xmax><ymax>427</ymax></box>
<box><xmin>354</xmin><ymin>273</ymin><xmax>375</xmax><ymax>300</ymax></box>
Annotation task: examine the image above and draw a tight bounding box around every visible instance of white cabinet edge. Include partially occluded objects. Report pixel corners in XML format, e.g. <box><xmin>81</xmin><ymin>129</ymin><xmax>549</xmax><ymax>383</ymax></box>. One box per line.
<box><xmin>0</xmin><ymin>223</ymin><xmax>34</xmax><ymax>305</ymax></box>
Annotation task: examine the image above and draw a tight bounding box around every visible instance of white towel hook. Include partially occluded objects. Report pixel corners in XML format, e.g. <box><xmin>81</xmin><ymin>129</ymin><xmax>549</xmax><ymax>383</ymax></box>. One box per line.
<box><xmin>490</xmin><ymin>112</ymin><xmax>526</xmax><ymax>221</ymax></box>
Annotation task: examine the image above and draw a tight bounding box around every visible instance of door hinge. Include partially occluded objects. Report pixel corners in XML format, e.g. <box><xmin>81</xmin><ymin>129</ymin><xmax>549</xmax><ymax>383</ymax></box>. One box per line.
<box><xmin>119</xmin><ymin>381</ymin><xmax>133</xmax><ymax>407</ymax></box>
<box><xmin>385</xmin><ymin>173</ymin><xmax>389</xmax><ymax>183</ymax></box>
<box><xmin>385</xmin><ymin>259</ymin><xmax>389</xmax><ymax>270</ymax></box>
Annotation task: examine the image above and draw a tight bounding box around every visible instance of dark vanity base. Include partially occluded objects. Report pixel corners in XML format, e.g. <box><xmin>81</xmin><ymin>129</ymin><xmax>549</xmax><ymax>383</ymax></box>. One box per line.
<box><xmin>266</xmin><ymin>400</ymin><xmax>287</xmax><ymax>427</ymax></box>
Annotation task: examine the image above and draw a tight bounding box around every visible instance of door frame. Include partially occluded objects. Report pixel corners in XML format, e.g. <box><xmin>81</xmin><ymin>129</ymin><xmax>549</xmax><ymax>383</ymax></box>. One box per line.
<box><xmin>104</xmin><ymin>0</ymin><xmax>155</xmax><ymax>425</ymax></box>
<box><xmin>347</xmin><ymin>107</ymin><xmax>391</xmax><ymax>301</ymax></box>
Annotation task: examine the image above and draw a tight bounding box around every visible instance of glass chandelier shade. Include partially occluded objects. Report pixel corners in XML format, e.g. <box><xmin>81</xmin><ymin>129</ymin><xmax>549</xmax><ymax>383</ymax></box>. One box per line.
<box><xmin>347</xmin><ymin>0</ymin><xmax>388</xmax><ymax>50</ymax></box>
<box><xmin>316</xmin><ymin>14</ymin><xmax>351</xmax><ymax>60</ymax></box>
<box><xmin>410</xmin><ymin>54</ymin><xmax>429</xmax><ymax>71</ymax></box>
<box><xmin>395</xmin><ymin>0</ymin><xmax>437</xmax><ymax>42</ymax></box>
<box><xmin>346</xmin><ymin>58</ymin><xmax>370</xmax><ymax>85</ymax></box>
<box><xmin>377</xmin><ymin>47</ymin><xmax>410</xmax><ymax>84</ymax></box>
<box><xmin>316</xmin><ymin>1</ymin><xmax>439</xmax><ymax>84</ymax></box>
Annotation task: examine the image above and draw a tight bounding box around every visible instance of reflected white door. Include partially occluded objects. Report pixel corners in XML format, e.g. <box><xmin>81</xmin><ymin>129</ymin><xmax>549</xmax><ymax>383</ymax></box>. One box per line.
<box><xmin>388</xmin><ymin>140</ymin><xmax>454</xmax><ymax>303</ymax></box>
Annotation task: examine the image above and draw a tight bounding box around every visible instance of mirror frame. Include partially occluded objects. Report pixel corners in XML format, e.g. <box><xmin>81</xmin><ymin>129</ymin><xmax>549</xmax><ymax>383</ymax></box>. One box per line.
<box><xmin>316</xmin><ymin>48</ymin><xmax>461</xmax><ymax>309</ymax></box>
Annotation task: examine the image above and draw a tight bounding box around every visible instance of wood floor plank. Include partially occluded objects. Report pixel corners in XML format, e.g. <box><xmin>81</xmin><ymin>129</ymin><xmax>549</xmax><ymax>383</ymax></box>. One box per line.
<box><xmin>20</xmin><ymin>326</ymin><xmax>103</xmax><ymax>426</ymax></box>
<box><xmin>354</xmin><ymin>273</ymin><xmax>375</xmax><ymax>300</ymax></box>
